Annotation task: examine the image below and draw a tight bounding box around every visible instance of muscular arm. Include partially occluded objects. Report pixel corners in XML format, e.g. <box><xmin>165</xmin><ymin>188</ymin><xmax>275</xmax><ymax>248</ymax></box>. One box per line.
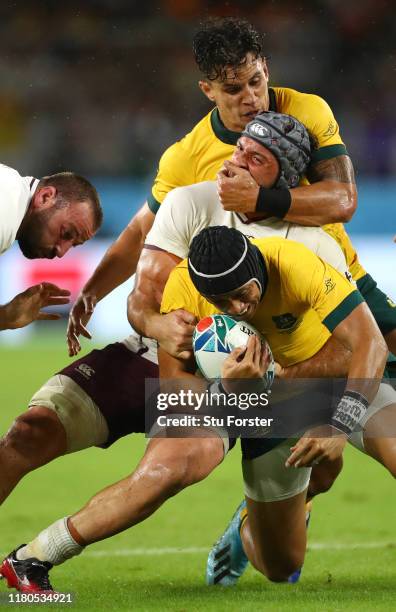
<box><xmin>278</xmin><ymin>335</ymin><xmax>351</xmax><ymax>379</ymax></box>
<box><xmin>285</xmin><ymin>155</ymin><xmax>357</xmax><ymax>226</ymax></box>
<box><xmin>158</xmin><ymin>347</ymin><xmax>211</xmax><ymax>420</ymax></box>
<box><xmin>81</xmin><ymin>203</ymin><xmax>155</xmax><ymax>302</ymax></box>
<box><xmin>278</xmin><ymin>304</ymin><xmax>387</xmax><ymax>393</ymax></box>
<box><xmin>158</xmin><ymin>346</ymin><xmax>196</xmax><ymax>379</ymax></box>
<box><xmin>282</xmin><ymin>300</ymin><xmax>387</xmax><ymax>394</ymax></box>
<box><xmin>128</xmin><ymin>247</ymin><xmax>180</xmax><ymax>336</ymax></box>
<box><xmin>67</xmin><ymin>203</ymin><xmax>155</xmax><ymax>355</ymax></box>
<box><xmin>218</xmin><ymin>155</ymin><xmax>357</xmax><ymax>226</ymax></box>
<box><xmin>127</xmin><ymin>248</ymin><xmax>196</xmax><ymax>357</ymax></box>
<box><xmin>332</xmin><ymin>302</ymin><xmax>388</xmax><ymax>402</ymax></box>
<box><xmin>286</xmin><ymin>302</ymin><xmax>388</xmax><ymax>469</ymax></box>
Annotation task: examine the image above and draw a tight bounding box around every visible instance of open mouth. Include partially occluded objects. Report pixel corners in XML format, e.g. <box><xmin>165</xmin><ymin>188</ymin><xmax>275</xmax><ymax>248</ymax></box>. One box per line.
<box><xmin>233</xmin><ymin>304</ymin><xmax>257</xmax><ymax>320</ymax></box>
<box><xmin>244</xmin><ymin>109</ymin><xmax>261</xmax><ymax>119</ymax></box>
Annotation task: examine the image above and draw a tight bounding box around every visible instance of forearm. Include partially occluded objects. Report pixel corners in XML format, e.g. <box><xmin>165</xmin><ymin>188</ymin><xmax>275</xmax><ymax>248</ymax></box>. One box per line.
<box><xmin>330</xmin><ymin>336</ymin><xmax>387</xmax><ymax>437</ymax></box>
<box><xmin>127</xmin><ymin>247</ymin><xmax>181</xmax><ymax>340</ymax></box>
<box><xmin>80</xmin><ymin>203</ymin><xmax>154</xmax><ymax>303</ymax></box>
<box><xmin>281</xmin><ymin>337</ymin><xmax>351</xmax><ymax>379</ymax></box>
<box><xmin>82</xmin><ymin>225</ymin><xmax>143</xmax><ymax>302</ymax></box>
<box><xmin>284</xmin><ymin>181</ymin><xmax>357</xmax><ymax>226</ymax></box>
<box><xmin>345</xmin><ymin>335</ymin><xmax>388</xmax><ymax>402</ymax></box>
<box><xmin>0</xmin><ymin>304</ymin><xmax>12</xmax><ymax>330</ymax></box>
<box><xmin>127</xmin><ymin>290</ymin><xmax>161</xmax><ymax>338</ymax></box>
<box><xmin>283</xmin><ymin>154</ymin><xmax>357</xmax><ymax>226</ymax></box>
<box><xmin>158</xmin><ymin>347</ymin><xmax>196</xmax><ymax>379</ymax></box>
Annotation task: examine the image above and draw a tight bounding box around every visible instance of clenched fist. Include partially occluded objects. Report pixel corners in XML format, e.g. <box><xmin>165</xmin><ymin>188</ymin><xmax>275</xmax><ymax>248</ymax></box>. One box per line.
<box><xmin>217</xmin><ymin>160</ymin><xmax>259</xmax><ymax>214</ymax></box>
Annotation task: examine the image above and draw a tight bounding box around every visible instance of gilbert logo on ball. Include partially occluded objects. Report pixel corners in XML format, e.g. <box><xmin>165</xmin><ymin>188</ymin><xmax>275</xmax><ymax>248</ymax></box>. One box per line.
<box><xmin>193</xmin><ymin>314</ymin><xmax>275</xmax><ymax>389</ymax></box>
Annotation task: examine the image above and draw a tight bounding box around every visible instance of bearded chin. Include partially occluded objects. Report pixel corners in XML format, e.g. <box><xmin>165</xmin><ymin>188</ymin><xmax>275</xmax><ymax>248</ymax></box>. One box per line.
<box><xmin>17</xmin><ymin>210</ymin><xmax>51</xmax><ymax>259</ymax></box>
<box><xmin>17</xmin><ymin>211</ymin><xmax>48</xmax><ymax>259</ymax></box>
<box><xmin>17</xmin><ymin>236</ymin><xmax>38</xmax><ymax>259</ymax></box>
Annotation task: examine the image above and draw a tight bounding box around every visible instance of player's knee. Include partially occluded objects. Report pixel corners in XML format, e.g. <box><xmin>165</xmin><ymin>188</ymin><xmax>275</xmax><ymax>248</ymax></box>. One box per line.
<box><xmin>251</xmin><ymin>541</ymin><xmax>304</xmax><ymax>583</ymax></box>
<box><xmin>140</xmin><ymin>440</ymin><xmax>194</xmax><ymax>495</ymax></box>
<box><xmin>383</xmin><ymin>457</ymin><xmax>396</xmax><ymax>480</ymax></box>
<box><xmin>264</xmin><ymin>553</ymin><xmax>303</xmax><ymax>583</ymax></box>
<box><xmin>141</xmin><ymin>453</ymin><xmax>190</xmax><ymax>496</ymax></box>
<box><xmin>142</xmin><ymin>437</ymin><xmax>221</xmax><ymax>494</ymax></box>
<box><xmin>308</xmin><ymin>470</ymin><xmax>336</xmax><ymax>496</ymax></box>
<box><xmin>309</xmin><ymin>457</ymin><xmax>343</xmax><ymax>497</ymax></box>
<box><xmin>6</xmin><ymin>407</ymin><xmax>64</xmax><ymax>454</ymax></box>
<box><xmin>183</xmin><ymin>437</ymin><xmax>223</xmax><ymax>485</ymax></box>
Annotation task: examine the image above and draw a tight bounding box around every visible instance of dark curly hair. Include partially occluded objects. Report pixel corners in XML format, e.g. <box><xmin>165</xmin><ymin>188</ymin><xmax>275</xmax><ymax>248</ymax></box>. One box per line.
<box><xmin>193</xmin><ymin>17</ymin><xmax>266</xmax><ymax>81</ymax></box>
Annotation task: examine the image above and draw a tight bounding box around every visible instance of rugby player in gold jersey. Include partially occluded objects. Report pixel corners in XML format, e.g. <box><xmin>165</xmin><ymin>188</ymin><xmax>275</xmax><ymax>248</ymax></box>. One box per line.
<box><xmin>66</xmin><ymin>17</ymin><xmax>396</xmax><ymax>361</ymax></box>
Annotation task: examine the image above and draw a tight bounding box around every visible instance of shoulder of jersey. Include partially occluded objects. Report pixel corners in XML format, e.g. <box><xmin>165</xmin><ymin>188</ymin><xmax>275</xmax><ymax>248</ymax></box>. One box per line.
<box><xmin>0</xmin><ymin>163</ymin><xmax>23</xmax><ymax>185</ymax></box>
<box><xmin>0</xmin><ymin>164</ymin><xmax>26</xmax><ymax>204</ymax></box>
<box><xmin>175</xmin><ymin>110</ymin><xmax>221</xmax><ymax>157</ymax></box>
<box><xmin>273</xmin><ymin>86</ymin><xmax>325</xmax><ymax>110</ymax></box>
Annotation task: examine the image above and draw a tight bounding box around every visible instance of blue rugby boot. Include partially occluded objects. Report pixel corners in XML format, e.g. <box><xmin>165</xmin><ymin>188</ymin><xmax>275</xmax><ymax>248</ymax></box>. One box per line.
<box><xmin>206</xmin><ymin>500</ymin><xmax>248</xmax><ymax>586</ymax></box>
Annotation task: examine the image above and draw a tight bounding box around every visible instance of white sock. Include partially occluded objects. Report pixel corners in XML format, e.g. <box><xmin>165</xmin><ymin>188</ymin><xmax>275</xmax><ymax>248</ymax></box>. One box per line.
<box><xmin>16</xmin><ymin>517</ymin><xmax>84</xmax><ymax>566</ymax></box>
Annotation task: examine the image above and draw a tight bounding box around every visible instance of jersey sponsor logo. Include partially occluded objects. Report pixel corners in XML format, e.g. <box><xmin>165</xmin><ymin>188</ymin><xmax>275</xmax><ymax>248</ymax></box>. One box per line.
<box><xmin>76</xmin><ymin>364</ymin><xmax>95</xmax><ymax>379</ymax></box>
<box><xmin>324</xmin><ymin>277</ymin><xmax>336</xmax><ymax>294</ymax></box>
<box><xmin>248</xmin><ymin>123</ymin><xmax>269</xmax><ymax>138</ymax></box>
<box><xmin>272</xmin><ymin>313</ymin><xmax>299</xmax><ymax>331</ymax></box>
<box><xmin>345</xmin><ymin>270</ymin><xmax>353</xmax><ymax>283</ymax></box>
<box><xmin>323</xmin><ymin>120</ymin><xmax>336</xmax><ymax>137</ymax></box>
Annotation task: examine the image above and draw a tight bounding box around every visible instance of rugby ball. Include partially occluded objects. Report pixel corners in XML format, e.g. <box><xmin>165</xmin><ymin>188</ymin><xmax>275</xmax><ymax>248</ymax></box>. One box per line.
<box><xmin>193</xmin><ymin>314</ymin><xmax>275</xmax><ymax>389</ymax></box>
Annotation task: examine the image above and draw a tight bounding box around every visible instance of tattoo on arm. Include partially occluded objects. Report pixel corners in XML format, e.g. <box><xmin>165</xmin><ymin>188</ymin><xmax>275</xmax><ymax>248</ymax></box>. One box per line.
<box><xmin>307</xmin><ymin>155</ymin><xmax>356</xmax><ymax>184</ymax></box>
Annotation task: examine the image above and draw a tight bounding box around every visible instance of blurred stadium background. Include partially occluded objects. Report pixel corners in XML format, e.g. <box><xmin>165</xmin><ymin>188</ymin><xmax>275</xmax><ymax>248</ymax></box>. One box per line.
<box><xmin>1</xmin><ymin>2</ymin><xmax>396</xmax><ymax>609</ymax></box>
<box><xmin>0</xmin><ymin>0</ymin><xmax>395</xmax><ymax>346</ymax></box>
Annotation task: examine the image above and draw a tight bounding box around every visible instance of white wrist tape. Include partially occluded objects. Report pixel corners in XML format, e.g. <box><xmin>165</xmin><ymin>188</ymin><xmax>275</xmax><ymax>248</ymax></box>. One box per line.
<box><xmin>331</xmin><ymin>391</ymin><xmax>369</xmax><ymax>437</ymax></box>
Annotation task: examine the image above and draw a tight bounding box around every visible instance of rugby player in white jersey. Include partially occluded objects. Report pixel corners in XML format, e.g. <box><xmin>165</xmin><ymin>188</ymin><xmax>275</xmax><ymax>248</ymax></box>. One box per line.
<box><xmin>1</xmin><ymin>113</ymin><xmax>396</xmax><ymax>594</ymax></box>
<box><xmin>0</xmin><ymin>165</ymin><xmax>102</xmax><ymax>330</ymax></box>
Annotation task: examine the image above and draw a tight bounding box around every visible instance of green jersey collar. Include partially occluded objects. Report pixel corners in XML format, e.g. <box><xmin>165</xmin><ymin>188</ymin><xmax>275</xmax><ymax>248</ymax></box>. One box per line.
<box><xmin>210</xmin><ymin>108</ymin><xmax>240</xmax><ymax>145</ymax></box>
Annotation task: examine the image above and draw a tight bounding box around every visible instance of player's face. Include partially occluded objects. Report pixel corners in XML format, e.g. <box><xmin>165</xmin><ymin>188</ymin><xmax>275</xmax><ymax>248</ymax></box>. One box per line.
<box><xmin>231</xmin><ymin>137</ymin><xmax>280</xmax><ymax>188</ymax></box>
<box><xmin>18</xmin><ymin>191</ymin><xmax>95</xmax><ymax>259</ymax></box>
<box><xmin>199</xmin><ymin>54</ymin><xmax>269</xmax><ymax>132</ymax></box>
<box><xmin>205</xmin><ymin>280</ymin><xmax>261</xmax><ymax>321</ymax></box>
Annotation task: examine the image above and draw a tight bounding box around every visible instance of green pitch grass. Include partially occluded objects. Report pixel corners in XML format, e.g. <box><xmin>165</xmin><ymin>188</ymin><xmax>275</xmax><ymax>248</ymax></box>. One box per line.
<box><xmin>1</xmin><ymin>337</ymin><xmax>396</xmax><ymax>611</ymax></box>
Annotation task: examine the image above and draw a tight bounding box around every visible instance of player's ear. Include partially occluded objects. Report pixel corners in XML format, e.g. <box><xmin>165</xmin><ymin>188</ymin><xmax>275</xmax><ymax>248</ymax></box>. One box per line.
<box><xmin>31</xmin><ymin>186</ymin><xmax>57</xmax><ymax>210</ymax></box>
<box><xmin>198</xmin><ymin>80</ymin><xmax>216</xmax><ymax>103</ymax></box>
<box><xmin>262</xmin><ymin>57</ymin><xmax>270</xmax><ymax>82</ymax></box>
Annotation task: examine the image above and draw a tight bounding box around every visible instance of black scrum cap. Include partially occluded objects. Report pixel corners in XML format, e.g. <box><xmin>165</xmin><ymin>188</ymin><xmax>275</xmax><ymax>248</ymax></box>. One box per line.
<box><xmin>188</xmin><ymin>226</ymin><xmax>267</xmax><ymax>297</ymax></box>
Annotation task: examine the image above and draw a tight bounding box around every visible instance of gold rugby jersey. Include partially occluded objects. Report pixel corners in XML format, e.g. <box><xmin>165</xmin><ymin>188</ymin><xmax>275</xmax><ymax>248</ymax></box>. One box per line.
<box><xmin>161</xmin><ymin>237</ymin><xmax>363</xmax><ymax>367</ymax></box>
<box><xmin>148</xmin><ymin>87</ymin><xmax>365</xmax><ymax>281</ymax></box>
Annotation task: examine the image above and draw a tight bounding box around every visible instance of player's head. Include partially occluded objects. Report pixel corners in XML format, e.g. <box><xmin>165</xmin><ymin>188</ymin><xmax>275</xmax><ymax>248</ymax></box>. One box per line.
<box><xmin>188</xmin><ymin>226</ymin><xmax>266</xmax><ymax>320</ymax></box>
<box><xmin>193</xmin><ymin>17</ymin><xmax>269</xmax><ymax>132</ymax></box>
<box><xmin>231</xmin><ymin>111</ymin><xmax>312</xmax><ymax>189</ymax></box>
<box><xmin>17</xmin><ymin>172</ymin><xmax>102</xmax><ymax>259</ymax></box>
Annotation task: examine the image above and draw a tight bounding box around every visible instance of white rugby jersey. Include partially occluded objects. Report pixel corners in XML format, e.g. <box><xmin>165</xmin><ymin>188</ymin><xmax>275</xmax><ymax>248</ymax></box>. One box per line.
<box><xmin>145</xmin><ymin>180</ymin><xmax>350</xmax><ymax>275</ymax></box>
<box><xmin>0</xmin><ymin>164</ymin><xmax>38</xmax><ymax>255</ymax></box>
<box><xmin>124</xmin><ymin>180</ymin><xmax>351</xmax><ymax>362</ymax></box>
